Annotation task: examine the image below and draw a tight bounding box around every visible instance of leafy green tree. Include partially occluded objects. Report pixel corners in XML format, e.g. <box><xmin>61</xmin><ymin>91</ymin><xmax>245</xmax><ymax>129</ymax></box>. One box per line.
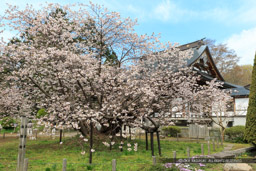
<box><xmin>204</xmin><ymin>39</ymin><xmax>240</xmax><ymax>74</ymax></box>
<box><xmin>223</xmin><ymin>64</ymin><xmax>253</xmax><ymax>86</ymax></box>
<box><xmin>244</xmin><ymin>53</ymin><xmax>256</xmax><ymax>145</ymax></box>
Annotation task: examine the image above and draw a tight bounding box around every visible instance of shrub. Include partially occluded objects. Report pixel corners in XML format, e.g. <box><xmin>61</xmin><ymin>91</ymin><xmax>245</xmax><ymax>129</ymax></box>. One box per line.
<box><xmin>37</xmin><ymin>108</ymin><xmax>48</xmax><ymax>119</ymax></box>
<box><xmin>162</xmin><ymin>126</ymin><xmax>181</xmax><ymax>137</ymax></box>
<box><xmin>0</xmin><ymin>117</ymin><xmax>16</xmax><ymax>129</ymax></box>
<box><xmin>225</xmin><ymin>125</ymin><xmax>247</xmax><ymax>143</ymax></box>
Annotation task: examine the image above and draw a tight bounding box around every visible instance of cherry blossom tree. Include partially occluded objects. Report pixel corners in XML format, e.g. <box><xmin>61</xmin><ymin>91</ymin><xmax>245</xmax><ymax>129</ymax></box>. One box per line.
<box><xmin>196</xmin><ymin>79</ymin><xmax>232</xmax><ymax>141</ymax></box>
<box><xmin>0</xmin><ymin>2</ymin><xmax>161</xmax><ymax>162</ymax></box>
<box><xmin>0</xmin><ymin>1</ymin><xmax>231</xmax><ymax>161</ymax></box>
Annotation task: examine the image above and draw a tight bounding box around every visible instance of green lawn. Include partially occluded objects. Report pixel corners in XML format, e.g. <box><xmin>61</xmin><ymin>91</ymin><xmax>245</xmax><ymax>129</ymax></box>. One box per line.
<box><xmin>0</xmin><ymin>133</ymin><xmax>248</xmax><ymax>171</ymax></box>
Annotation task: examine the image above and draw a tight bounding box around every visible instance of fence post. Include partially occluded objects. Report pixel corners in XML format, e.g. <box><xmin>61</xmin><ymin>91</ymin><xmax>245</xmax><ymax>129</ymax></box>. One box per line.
<box><xmin>23</xmin><ymin>158</ymin><xmax>28</xmax><ymax>171</ymax></box>
<box><xmin>62</xmin><ymin>158</ymin><xmax>67</xmax><ymax>171</ymax></box>
<box><xmin>17</xmin><ymin>116</ymin><xmax>28</xmax><ymax>171</ymax></box>
<box><xmin>173</xmin><ymin>151</ymin><xmax>176</xmax><ymax>163</ymax></box>
<box><xmin>187</xmin><ymin>147</ymin><xmax>190</xmax><ymax>158</ymax></box>
<box><xmin>208</xmin><ymin>141</ymin><xmax>210</xmax><ymax>155</ymax></box>
<box><xmin>201</xmin><ymin>144</ymin><xmax>204</xmax><ymax>156</ymax></box>
<box><xmin>112</xmin><ymin>159</ymin><xmax>116</xmax><ymax>171</ymax></box>
<box><xmin>176</xmin><ymin>133</ymin><xmax>179</xmax><ymax>142</ymax></box>
<box><xmin>217</xmin><ymin>137</ymin><xmax>219</xmax><ymax>148</ymax></box>
<box><xmin>152</xmin><ymin>156</ymin><xmax>156</xmax><ymax>165</ymax></box>
<box><xmin>3</xmin><ymin>132</ymin><xmax>5</xmax><ymax>139</ymax></box>
<box><xmin>212</xmin><ymin>138</ymin><xmax>215</xmax><ymax>151</ymax></box>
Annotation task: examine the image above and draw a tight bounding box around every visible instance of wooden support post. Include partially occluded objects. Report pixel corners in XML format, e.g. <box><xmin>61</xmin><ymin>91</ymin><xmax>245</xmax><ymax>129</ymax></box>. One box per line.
<box><xmin>187</xmin><ymin>147</ymin><xmax>190</xmax><ymax>158</ymax></box>
<box><xmin>120</xmin><ymin>126</ymin><xmax>123</xmax><ymax>152</ymax></box>
<box><xmin>150</xmin><ymin>132</ymin><xmax>154</xmax><ymax>156</ymax></box>
<box><xmin>89</xmin><ymin>120</ymin><xmax>93</xmax><ymax>164</ymax></box>
<box><xmin>208</xmin><ymin>141</ymin><xmax>210</xmax><ymax>155</ymax></box>
<box><xmin>156</xmin><ymin>131</ymin><xmax>162</xmax><ymax>156</ymax></box>
<box><xmin>176</xmin><ymin>133</ymin><xmax>179</xmax><ymax>142</ymax></box>
<box><xmin>145</xmin><ymin>131</ymin><xmax>148</xmax><ymax>150</ymax></box>
<box><xmin>217</xmin><ymin>137</ymin><xmax>219</xmax><ymax>148</ymax></box>
<box><xmin>62</xmin><ymin>158</ymin><xmax>67</xmax><ymax>171</ymax></box>
<box><xmin>152</xmin><ymin>156</ymin><xmax>156</xmax><ymax>165</ymax></box>
<box><xmin>17</xmin><ymin>116</ymin><xmax>28</xmax><ymax>171</ymax></box>
<box><xmin>212</xmin><ymin>138</ymin><xmax>215</xmax><ymax>151</ymax></box>
<box><xmin>3</xmin><ymin>132</ymin><xmax>5</xmax><ymax>139</ymax></box>
<box><xmin>201</xmin><ymin>144</ymin><xmax>204</xmax><ymax>156</ymax></box>
<box><xmin>23</xmin><ymin>158</ymin><xmax>28</xmax><ymax>171</ymax></box>
<box><xmin>173</xmin><ymin>151</ymin><xmax>176</xmax><ymax>163</ymax></box>
<box><xmin>112</xmin><ymin>159</ymin><xmax>116</xmax><ymax>171</ymax></box>
<box><xmin>59</xmin><ymin>129</ymin><xmax>63</xmax><ymax>143</ymax></box>
<box><xmin>129</xmin><ymin>126</ymin><xmax>131</xmax><ymax>141</ymax></box>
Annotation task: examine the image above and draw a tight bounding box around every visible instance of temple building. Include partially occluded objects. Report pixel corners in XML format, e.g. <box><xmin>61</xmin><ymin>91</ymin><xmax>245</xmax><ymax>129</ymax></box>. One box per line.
<box><xmin>173</xmin><ymin>39</ymin><xmax>249</xmax><ymax>127</ymax></box>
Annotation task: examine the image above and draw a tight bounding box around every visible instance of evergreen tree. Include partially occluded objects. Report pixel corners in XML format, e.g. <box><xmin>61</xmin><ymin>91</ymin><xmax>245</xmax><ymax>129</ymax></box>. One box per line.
<box><xmin>244</xmin><ymin>53</ymin><xmax>256</xmax><ymax>145</ymax></box>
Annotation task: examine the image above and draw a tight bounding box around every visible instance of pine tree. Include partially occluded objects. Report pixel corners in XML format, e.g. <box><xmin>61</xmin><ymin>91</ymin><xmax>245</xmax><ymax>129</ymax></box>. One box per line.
<box><xmin>244</xmin><ymin>53</ymin><xmax>256</xmax><ymax>145</ymax></box>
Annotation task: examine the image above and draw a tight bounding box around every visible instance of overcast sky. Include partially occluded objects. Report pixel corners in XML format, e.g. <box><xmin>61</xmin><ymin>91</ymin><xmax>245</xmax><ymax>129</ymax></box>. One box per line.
<box><xmin>1</xmin><ymin>0</ymin><xmax>256</xmax><ymax>65</ymax></box>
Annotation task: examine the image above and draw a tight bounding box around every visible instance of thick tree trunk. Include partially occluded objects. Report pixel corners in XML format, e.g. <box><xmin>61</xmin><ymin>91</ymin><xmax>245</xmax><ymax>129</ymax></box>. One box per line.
<box><xmin>79</xmin><ymin>121</ymin><xmax>89</xmax><ymax>137</ymax></box>
<box><xmin>220</xmin><ymin>127</ymin><xmax>225</xmax><ymax>143</ymax></box>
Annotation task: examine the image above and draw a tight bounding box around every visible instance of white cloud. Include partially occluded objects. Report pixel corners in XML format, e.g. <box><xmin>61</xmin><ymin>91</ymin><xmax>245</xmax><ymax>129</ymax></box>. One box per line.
<box><xmin>153</xmin><ymin>0</ymin><xmax>173</xmax><ymax>22</ymax></box>
<box><xmin>226</xmin><ymin>27</ymin><xmax>256</xmax><ymax>65</ymax></box>
<box><xmin>152</xmin><ymin>0</ymin><xmax>196</xmax><ymax>22</ymax></box>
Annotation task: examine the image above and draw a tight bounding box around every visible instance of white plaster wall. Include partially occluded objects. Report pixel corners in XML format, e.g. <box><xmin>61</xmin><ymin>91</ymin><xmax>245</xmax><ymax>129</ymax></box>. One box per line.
<box><xmin>235</xmin><ymin>98</ymin><xmax>248</xmax><ymax>116</ymax></box>
<box><xmin>211</xmin><ymin>117</ymin><xmax>233</xmax><ymax>128</ymax></box>
<box><xmin>233</xmin><ymin>117</ymin><xmax>246</xmax><ymax>126</ymax></box>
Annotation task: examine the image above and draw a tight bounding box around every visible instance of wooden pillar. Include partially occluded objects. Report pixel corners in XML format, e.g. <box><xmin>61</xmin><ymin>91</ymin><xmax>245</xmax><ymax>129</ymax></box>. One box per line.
<box><xmin>150</xmin><ymin>132</ymin><xmax>154</xmax><ymax>156</ymax></box>
<box><xmin>145</xmin><ymin>131</ymin><xmax>148</xmax><ymax>150</ymax></box>
<box><xmin>59</xmin><ymin>129</ymin><xmax>63</xmax><ymax>143</ymax></box>
<box><xmin>156</xmin><ymin>131</ymin><xmax>161</xmax><ymax>156</ymax></box>
<box><xmin>212</xmin><ymin>138</ymin><xmax>215</xmax><ymax>151</ymax></box>
<box><xmin>129</xmin><ymin>126</ymin><xmax>131</xmax><ymax>141</ymax></box>
<box><xmin>89</xmin><ymin>120</ymin><xmax>93</xmax><ymax>164</ymax></box>
<box><xmin>201</xmin><ymin>144</ymin><xmax>204</xmax><ymax>156</ymax></box>
<box><xmin>120</xmin><ymin>126</ymin><xmax>123</xmax><ymax>152</ymax></box>
<box><xmin>208</xmin><ymin>141</ymin><xmax>210</xmax><ymax>155</ymax></box>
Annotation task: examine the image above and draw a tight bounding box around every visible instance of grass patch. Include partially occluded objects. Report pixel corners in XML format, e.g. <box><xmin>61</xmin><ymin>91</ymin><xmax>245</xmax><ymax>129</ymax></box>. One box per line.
<box><xmin>0</xmin><ymin>134</ymin><xmax>232</xmax><ymax>171</ymax></box>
